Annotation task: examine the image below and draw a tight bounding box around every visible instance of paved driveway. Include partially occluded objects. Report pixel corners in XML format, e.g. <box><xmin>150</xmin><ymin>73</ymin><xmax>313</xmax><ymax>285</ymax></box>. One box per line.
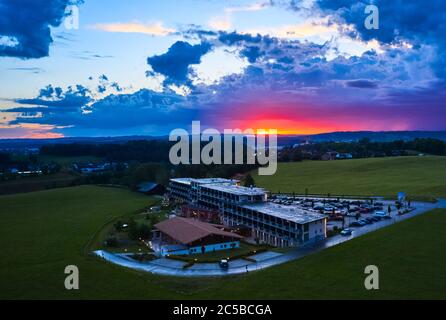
<box><xmin>94</xmin><ymin>199</ymin><xmax>445</xmax><ymax>277</ymax></box>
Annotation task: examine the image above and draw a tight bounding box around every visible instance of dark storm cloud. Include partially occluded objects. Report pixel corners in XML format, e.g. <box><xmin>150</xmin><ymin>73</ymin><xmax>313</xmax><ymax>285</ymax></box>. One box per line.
<box><xmin>346</xmin><ymin>79</ymin><xmax>378</xmax><ymax>89</ymax></box>
<box><xmin>0</xmin><ymin>0</ymin><xmax>83</xmax><ymax>59</ymax></box>
<box><xmin>7</xmin><ymin>84</ymin><xmax>91</xmax><ymax>112</ymax></box>
<box><xmin>147</xmin><ymin>41</ymin><xmax>212</xmax><ymax>85</ymax></box>
<box><xmin>315</xmin><ymin>0</ymin><xmax>446</xmax><ymax>78</ymax></box>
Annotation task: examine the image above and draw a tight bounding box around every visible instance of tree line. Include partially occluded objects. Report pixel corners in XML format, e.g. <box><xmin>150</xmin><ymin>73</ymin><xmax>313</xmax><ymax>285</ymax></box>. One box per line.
<box><xmin>278</xmin><ymin>138</ymin><xmax>446</xmax><ymax>162</ymax></box>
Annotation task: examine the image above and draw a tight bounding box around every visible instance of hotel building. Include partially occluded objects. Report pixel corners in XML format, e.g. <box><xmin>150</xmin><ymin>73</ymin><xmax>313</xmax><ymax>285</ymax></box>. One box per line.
<box><xmin>168</xmin><ymin>178</ymin><xmax>327</xmax><ymax>247</ymax></box>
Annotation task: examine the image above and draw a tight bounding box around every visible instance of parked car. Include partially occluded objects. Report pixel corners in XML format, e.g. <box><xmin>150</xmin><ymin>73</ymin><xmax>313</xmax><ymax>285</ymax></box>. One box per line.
<box><xmin>219</xmin><ymin>259</ymin><xmax>229</xmax><ymax>269</ymax></box>
<box><xmin>370</xmin><ymin>217</ymin><xmax>380</xmax><ymax>222</ymax></box>
<box><xmin>374</xmin><ymin>211</ymin><xmax>390</xmax><ymax>219</ymax></box>
<box><xmin>350</xmin><ymin>221</ymin><xmax>362</xmax><ymax>227</ymax></box>
<box><xmin>364</xmin><ymin>218</ymin><xmax>374</xmax><ymax>224</ymax></box>
<box><xmin>358</xmin><ymin>220</ymin><xmax>368</xmax><ymax>226</ymax></box>
<box><xmin>340</xmin><ymin>228</ymin><xmax>352</xmax><ymax>236</ymax></box>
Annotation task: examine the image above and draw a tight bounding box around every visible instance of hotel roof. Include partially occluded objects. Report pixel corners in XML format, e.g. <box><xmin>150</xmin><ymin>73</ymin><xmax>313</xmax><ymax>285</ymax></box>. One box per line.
<box><xmin>154</xmin><ymin>217</ymin><xmax>243</xmax><ymax>245</ymax></box>
<box><xmin>169</xmin><ymin>178</ymin><xmax>194</xmax><ymax>185</ymax></box>
<box><xmin>169</xmin><ymin>177</ymin><xmax>236</xmax><ymax>186</ymax></box>
<box><xmin>202</xmin><ymin>183</ymin><xmax>267</xmax><ymax>196</ymax></box>
<box><xmin>241</xmin><ymin>202</ymin><xmax>326</xmax><ymax>224</ymax></box>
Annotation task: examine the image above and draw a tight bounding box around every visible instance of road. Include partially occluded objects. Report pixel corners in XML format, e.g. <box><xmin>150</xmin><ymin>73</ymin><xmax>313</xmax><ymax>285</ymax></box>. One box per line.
<box><xmin>94</xmin><ymin>199</ymin><xmax>445</xmax><ymax>277</ymax></box>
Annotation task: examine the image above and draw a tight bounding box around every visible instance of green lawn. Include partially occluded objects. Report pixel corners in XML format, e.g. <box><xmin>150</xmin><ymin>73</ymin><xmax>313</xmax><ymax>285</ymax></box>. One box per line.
<box><xmin>207</xmin><ymin>209</ymin><xmax>446</xmax><ymax>299</ymax></box>
<box><xmin>253</xmin><ymin>156</ymin><xmax>446</xmax><ymax>200</ymax></box>
<box><xmin>1</xmin><ymin>186</ymin><xmax>445</xmax><ymax>299</ymax></box>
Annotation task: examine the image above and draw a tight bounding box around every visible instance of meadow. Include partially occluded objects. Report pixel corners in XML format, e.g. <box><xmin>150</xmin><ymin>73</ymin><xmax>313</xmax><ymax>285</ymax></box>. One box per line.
<box><xmin>253</xmin><ymin>156</ymin><xmax>446</xmax><ymax>200</ymax></box>
<box><xmin>0</xmin><ymin>185</ymin><xmax>445</xmax><ymax>299</ymax></box>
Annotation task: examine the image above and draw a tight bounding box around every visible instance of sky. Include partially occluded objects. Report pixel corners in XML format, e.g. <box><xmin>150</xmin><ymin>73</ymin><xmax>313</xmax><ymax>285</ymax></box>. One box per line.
<box><xmin>0</xmin><ymin>0</ymin><xmax>445</xmax><ymax>138</ymax></box>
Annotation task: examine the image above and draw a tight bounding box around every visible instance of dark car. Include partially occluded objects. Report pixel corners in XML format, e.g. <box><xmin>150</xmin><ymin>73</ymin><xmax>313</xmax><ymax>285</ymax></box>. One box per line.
<box><xmin>340</xmin><ymin>228</ymin><xmax>352</xmax><ymax>236</ymax></box>
<box><xmin>359</xmin><ymin>219</ymin><xmax>369</xmax><ymax>225</ymax></box>
<box><xmin>350</xmin><ymin>221</ymin><xmax>361</xmax><ymax>227</ymax></box>
<box><xmin>382</xmin><ymin>215</ymin><xmax>392</xmax><ymax>220</ymax></box>
<box><xmin>364</xmin><ymin>218</ymin><xmax>374</xmax><ymax>224</ymax></box>
<box><xmin>370</xmin><ymin>217</ymin><xmax>380</xmax><ymax>222</ymax></box>
<box><xmin>219</xmin><ymin>259</ymin><xmax>229</xmax><ymax>269</ymax></box>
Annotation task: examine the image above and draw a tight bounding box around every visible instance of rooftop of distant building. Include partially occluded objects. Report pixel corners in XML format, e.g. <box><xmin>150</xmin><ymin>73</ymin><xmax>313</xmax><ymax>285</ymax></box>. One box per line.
<box><xmin>202</xmin><ymin>183</ymin><xmax>266</xmax><ymax>196</ymax></box>
<box><xmin>241</xmin><ymin>202</ymin><xmax>326</xmax><ymax>224</ymax></box>
<box><xmin>169</xmin><ymin>177</ymin><xmax>237</xmax><ymax>186</ymax></box>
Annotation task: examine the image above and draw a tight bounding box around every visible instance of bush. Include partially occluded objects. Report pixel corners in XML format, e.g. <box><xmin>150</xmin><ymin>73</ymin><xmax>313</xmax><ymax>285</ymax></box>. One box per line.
<box><xmin>138</xmin><ymin>224</ymin><xmax>151</xmax><ymax>240</ymax></box>
<box><xmin>105</xmin><ymin>237</ymin><xmax>118</xmax><ymax>247</ymax></box>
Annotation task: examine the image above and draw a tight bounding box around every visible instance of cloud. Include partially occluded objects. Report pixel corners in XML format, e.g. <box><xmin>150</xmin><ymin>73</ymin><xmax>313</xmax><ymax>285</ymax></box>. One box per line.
<box><xmin>147</xmin><ymin>41</ymin><xmax>212</xmax><ymax>85</ymax></box>
<box><xmin>6</xmin><ymin>85</ymin><xmax>91</xmax><ymax>113</ymax></box>
<box><xmin>70</xmin><ymin>50</ymin><xmax>114</xmax><ymax>60</ymax></box>
<box><xmin>2</xmin><ymin>83</ymin><xmax>202</xmax><ymax>136</ymax></box>
<box><xmin>0</xmin><ymin>0</ymin><xmax>82</xmax><ymax>59</ymax></box>
<box><xmin>315</xmin><ymin>0</ymin><xmax>446</xmax><ymax>78</ymax></box>
<box><xmin>208</xmin><ymin>2</ymin><xmax>271</xmax><ymax>31</ymax></box>
<box><xmin>3</xmin><ymin>7</ymin><xmax>446</xmax><ymax>138</ymax></box>
<box><xmin>225</xmin><ymin>2</ymin><xmax>271</xmax><ymax>13</ymax></box>
<box><xmin>243</xmin><ymin>19</ymin><xmax>338</xmax><ymax>40</ymax></box>
<box><xmin>90</xmin><ymin>21</ymin><xmax>175</xmax><ymax>36</ymax></box>
<box><xmin>209</xmin><ymin>16</ymin><xmax>232</xmax><ymax>31</ymax></box>
<box><xmin>7</xmin><ymin>67</ymin><xmax>44</xmax><ymax>74</ymax></box>
<box><xmin>240</xmin><ymin>46</ymin><xmax>264</xmax><ymax>63</ymax></box>
<box><xmin>346</xmin><ymin>79</ymin><xmax>378</xmax><ymax>89</ymax></box>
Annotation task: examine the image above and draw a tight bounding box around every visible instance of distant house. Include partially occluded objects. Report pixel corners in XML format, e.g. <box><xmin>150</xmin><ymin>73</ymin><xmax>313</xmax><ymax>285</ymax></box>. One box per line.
<box><xmin>151</xmin><ymin>217</ymin><xmax>243</xmax><ymax>256</ymax></box>
<box><xmin>321</xmin><ymin>151</ymin><xmax>338</xmax><ymax>160</ymax></box>
<box><xmin>136</xmin><ymin>182</ymin><xmax>166</xmax><ymax>195</ymax></box>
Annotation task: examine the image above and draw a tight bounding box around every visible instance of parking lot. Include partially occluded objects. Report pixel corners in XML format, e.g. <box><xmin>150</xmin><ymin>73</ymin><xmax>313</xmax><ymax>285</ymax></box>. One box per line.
<box><xmin>268</xmin><ymin>194</ymin><xmax>413</xmax><ymax>233</ymax></box>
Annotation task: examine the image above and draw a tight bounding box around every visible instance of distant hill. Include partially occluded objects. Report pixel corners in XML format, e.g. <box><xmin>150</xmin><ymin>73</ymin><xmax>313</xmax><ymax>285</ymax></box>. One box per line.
<box><xmin>1</xmin><ymin>131</ymin><xmax>446</xmax><ymax>149</ymax></box>
<box><xmin>278</xmin><ymin>131</ymin><xmax>446</xmax><ymax>146</ymax></box>
<box><xmin>0</xmin><ymin>135</ymin><xmax>167</xmax><ymax>150</ymax></box>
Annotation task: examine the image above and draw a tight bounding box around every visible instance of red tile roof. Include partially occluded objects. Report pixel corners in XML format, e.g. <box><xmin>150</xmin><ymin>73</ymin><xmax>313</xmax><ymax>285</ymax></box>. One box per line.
<box><xmin>154</xmin><ymin>217</ymin><xmax>243</xmax><ymax>245</ymax></box>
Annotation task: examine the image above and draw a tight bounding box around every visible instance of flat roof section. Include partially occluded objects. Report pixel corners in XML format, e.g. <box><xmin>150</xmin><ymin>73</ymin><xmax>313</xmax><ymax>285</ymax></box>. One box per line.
<box><xmin>202</xmin><ymin>183</ymin><xmax>266</xmax><ymax>196</ymax></box>
<box><xmin>241</xmin><ymin>202</ymin><xmax>326</xmax><ymax>224</ymax></box>
<box><xmin>169</xmin><ymin>178</ymin><xmax>194</xmax><ymax>185</ymax></box>
<box><xmin>169</xmin><ymin>177</ymin><xmax>237</xmax><ymax>186</ymax></box>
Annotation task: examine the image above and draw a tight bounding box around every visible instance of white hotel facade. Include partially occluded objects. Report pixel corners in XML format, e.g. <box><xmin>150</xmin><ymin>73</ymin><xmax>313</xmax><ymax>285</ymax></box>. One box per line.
<box><xmin>168</xmin><ymin>178</ymin><xmax>327</xmax><ymax>247</ymax></box>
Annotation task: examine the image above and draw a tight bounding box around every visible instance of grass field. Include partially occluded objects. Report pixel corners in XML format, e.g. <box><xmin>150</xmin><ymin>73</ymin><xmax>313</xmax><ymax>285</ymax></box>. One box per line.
<box><xmin>1</xmin><ymin>186</ymin><xmax>445</xmax><ymax>299</ymax></box>
<box><xmin>253</xmin><ymin>156</ymin><xmax>446</xmax><ymax>200</ymax></box>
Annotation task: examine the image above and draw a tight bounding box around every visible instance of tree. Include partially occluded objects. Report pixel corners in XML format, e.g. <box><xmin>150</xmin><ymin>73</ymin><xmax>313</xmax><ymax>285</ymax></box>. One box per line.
<box><xmin>105</xmin><ymin>237</ymin><xmax>118</xmax><ymax>247</ymax></box>
<box><xmin>127</xmin><ymin>219</ymin><xmax>139</xmax><ymax>240</ymax></box>
<box><xmin>244</xmin><ymin>174</ymin><xmax>255</xmax><ymax>187</ymax></box>
<box><xmin>138</xmin><ymin>224</ymin><xmax>151</xmax><ymax>240</ymax></box>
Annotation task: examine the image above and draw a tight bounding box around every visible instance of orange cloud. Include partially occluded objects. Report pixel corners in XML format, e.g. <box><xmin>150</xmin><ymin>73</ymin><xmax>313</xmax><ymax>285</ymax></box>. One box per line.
<box><xmin>90</xmin><ymin>21</ymin><xmax>175</xmax><ymax>36</ymax></box>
